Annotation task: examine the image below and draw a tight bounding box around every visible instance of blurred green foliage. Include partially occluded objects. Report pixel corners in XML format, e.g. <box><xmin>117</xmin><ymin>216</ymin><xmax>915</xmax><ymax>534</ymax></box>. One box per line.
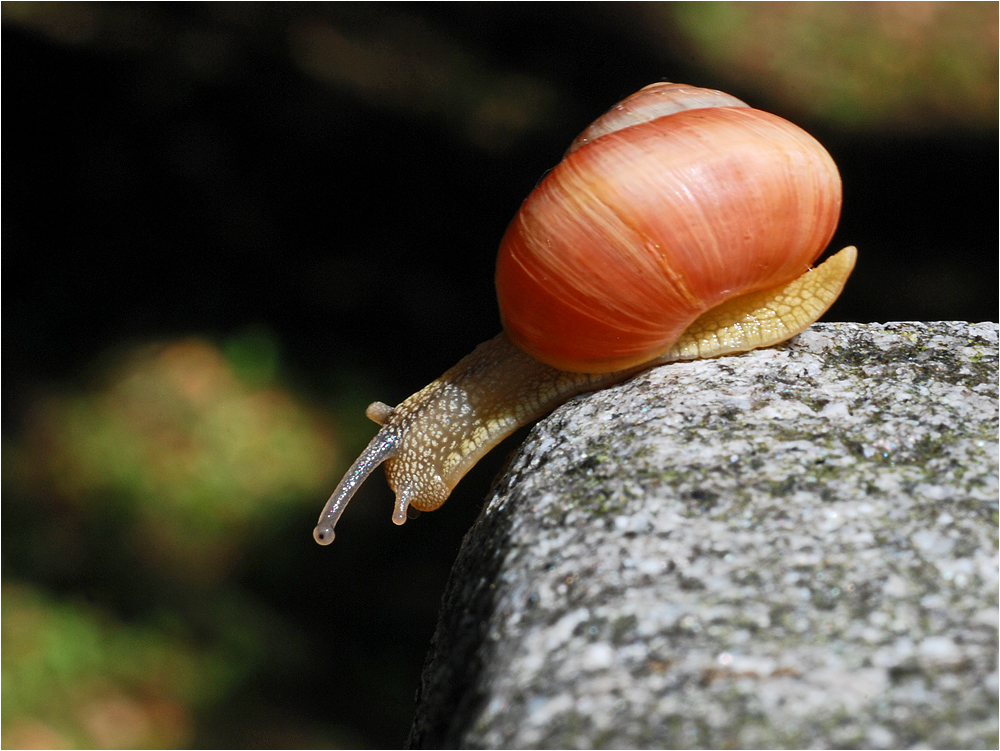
<box><xmin>3</xmin><ymin>336</ymin><xmax>343</xmax><ymax>747</ymax></box>
<box><xmin>5</xmin><ymin>580</ymin><xmax>230</xmax><ymax>748</ymax></box>
<box><xmin>664</xmin><ymin>2</ymin><xmax>997</xmax><ymax>131</ymax></box>
<box><xmin>6</xmin><ymin>337</ymin><xmax>338</xmax><ymax>582</ymax></box>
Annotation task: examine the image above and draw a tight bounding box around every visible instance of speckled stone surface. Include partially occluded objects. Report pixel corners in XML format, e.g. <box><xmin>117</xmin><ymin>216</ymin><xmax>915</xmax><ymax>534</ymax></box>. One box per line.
<box><xmin>408</xmin><ymin>322</ymin><xmax>999</xmax><ymax>750</ymax></box>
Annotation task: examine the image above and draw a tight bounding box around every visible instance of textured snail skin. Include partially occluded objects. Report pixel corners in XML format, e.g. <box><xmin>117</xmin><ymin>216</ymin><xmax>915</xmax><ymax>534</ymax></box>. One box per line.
<box><xmin>313</xmin><ymin>83</ymin><xmax>857</xmax><ymax>545</ymax></box>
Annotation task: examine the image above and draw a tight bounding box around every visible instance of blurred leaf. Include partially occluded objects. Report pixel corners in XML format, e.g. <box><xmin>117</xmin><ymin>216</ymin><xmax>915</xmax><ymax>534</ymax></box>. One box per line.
<box><xmin>6</xmin><ymin>338</ymin><xmax>339</xmax><ymax>583</ymax></box>
<box><xmin>286</xmin><ymin>9</ymin><xmax>566</xmax><ymax>152</ymax></box>
<box><xmin>658</xmin><ymin>2</ymin><xmax>998</xmax><ymax>132</ymax></box>
<box><xmin>2</xmin><ymin>581</ymin><xmax>200</xmax><ymax>748</ymax></box>
<box><xmin>1</xmin><ymin>580</ymin><xmax>315</xmax><ymax>749</ymax></box>
<box><xmin>223</xmin><ymin>327</ymin><xmax>282</xmax><ymax>389</ymax></box>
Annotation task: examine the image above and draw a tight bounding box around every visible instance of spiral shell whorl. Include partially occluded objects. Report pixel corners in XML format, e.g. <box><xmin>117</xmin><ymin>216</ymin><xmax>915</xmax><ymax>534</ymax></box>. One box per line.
<box><xmin>566</xmin><ymin>82</ymin><xmax>750</xmax><ymax>154</ymax></box>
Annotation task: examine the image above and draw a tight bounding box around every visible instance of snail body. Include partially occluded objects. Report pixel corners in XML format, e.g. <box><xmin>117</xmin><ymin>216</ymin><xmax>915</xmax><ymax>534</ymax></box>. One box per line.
<box><xmin>314</xmin><ymin>83</ymin><xmax>856</xmax><ymax>545</ymax></box>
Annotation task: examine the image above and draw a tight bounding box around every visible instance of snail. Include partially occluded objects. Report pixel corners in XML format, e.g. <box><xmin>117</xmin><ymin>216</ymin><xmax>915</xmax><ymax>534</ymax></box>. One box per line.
<box><xmin>314</xmin><ymin>82</ymin><xmax>856</xmax><ymax>545</ymax></box>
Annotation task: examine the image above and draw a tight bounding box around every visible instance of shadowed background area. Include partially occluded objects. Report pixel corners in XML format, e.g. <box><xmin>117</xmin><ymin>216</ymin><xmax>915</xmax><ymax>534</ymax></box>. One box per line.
<box><xmin>3</xmin><ymin>3</ymin><xmax>997</xmax><ymax>748</ymax></box>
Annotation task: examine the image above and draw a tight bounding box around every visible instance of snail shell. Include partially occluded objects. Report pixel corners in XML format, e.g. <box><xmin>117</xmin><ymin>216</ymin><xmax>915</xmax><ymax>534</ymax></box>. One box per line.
<box><xmin>314</xmin><ymin>83</ymin><xmax>856</xmax><ymax>544</ymax></box>
<box><xmin>497</xmin><ymin>82</ymin><xmax>842</xmax><ymax>373</ymax></box>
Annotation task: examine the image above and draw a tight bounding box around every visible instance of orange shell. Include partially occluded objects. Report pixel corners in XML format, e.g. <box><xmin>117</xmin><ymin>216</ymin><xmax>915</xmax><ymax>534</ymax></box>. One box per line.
<box><xmin>495</xmin><ymin>104</ymin><xmax>842</xmax><ymax>373</ymax></box>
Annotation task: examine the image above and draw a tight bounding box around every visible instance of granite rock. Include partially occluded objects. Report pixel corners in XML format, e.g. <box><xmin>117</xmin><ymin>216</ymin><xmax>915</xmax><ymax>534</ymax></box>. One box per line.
<box><xmin>409</xmin><ymin>322</ymin><xmax>999</xmax><ymax>750</ymax></box>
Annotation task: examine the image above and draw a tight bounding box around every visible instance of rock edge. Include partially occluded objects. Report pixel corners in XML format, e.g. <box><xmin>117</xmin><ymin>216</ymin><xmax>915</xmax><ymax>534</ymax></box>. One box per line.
<box><xmin>410</xmin><ymin>321</ymin><xmax>999</xmax><ymax>750</ymax></box>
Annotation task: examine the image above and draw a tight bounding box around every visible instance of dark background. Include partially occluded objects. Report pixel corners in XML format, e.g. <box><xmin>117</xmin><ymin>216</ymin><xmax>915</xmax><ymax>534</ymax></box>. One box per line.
<box><xmin>3</xmin><ymin>3</ymin><xmax>997</xmax><ymax>748</ymax></box>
